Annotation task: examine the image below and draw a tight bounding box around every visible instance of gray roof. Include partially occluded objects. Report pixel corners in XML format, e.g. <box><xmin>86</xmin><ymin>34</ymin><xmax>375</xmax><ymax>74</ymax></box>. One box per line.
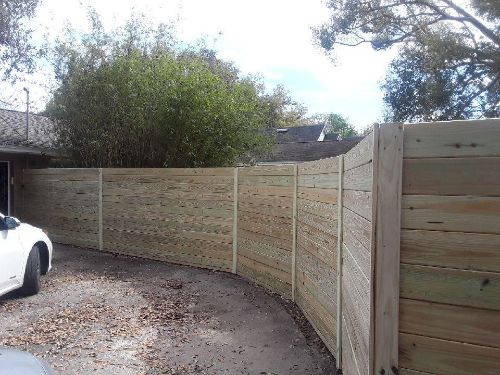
<box><xmin>274</xmin><ymin>124</ymin><xmax>326</xmax><ymax>143</ymax></box>
<box><xmin>258</xmin><ymin>137</ymin><xmax>364</xmax><ymax>164</ymax></box>
<box><xmin>323</xmin><ymin>132</ymin><xmax>339</xmax><ymax>141</ymax></box>
<box><xmin>0</xmin><ymin>109</ymin><xmax>56</xmax><ymax>154</ymax></box>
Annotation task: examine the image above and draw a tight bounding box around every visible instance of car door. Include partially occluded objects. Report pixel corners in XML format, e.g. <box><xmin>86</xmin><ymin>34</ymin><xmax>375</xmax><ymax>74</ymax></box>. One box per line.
<box><xmin>0</xmin><ymin>225</ymin><xmax>25</xmax><ymax>291</ymax></box>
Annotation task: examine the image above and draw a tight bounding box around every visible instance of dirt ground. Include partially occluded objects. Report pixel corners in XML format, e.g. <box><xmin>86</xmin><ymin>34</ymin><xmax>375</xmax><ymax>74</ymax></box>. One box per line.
<box><xmin>0</xmin><ymin>245</ymin><xmax>336</xmax><ymax>375</ymax></box>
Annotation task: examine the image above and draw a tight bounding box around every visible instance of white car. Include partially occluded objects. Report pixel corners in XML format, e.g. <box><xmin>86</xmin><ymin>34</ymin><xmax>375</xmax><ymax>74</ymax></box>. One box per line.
<box><xmin>0</xmin><ymin>347</ymin><xmax>55</xmax><ymax>374</ymax></box>
<box><xmin>0</xmin><ymin>213</ymin><xmax>53</xmax><ymax>298</ymax></box>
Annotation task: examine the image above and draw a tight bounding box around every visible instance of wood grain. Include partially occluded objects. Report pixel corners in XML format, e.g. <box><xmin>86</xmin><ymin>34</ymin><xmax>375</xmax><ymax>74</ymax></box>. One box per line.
<box><xmin>103</xmin><ymin>167</ymin><xmax>234</xmax><ymax>176</ymax></box>
<box><xmin>400</xmin><ymin>264</ymin><xmax>500</xmax><ymax>311</ymax></box>
<box><xmin>400</xmin><ymin>298</ymin><xmax>500</xmax><ymax>348</ymax></box>
<box><xmin>403</xmin><ymin>119</ymin><xmax>500</xmax><ymax>158</ymax></box>
<box><xmin>336</xmin><ymin>155</ymin><xmax>344</xmax><ymax>367</ymax></box>
<box><xmin>238</xmin><ymin>165</ymin><xmax>294</xmax><ymax>176</ymax></box>
<box><xmin>343</xmin><ymin>190</ymin><xmax>371</xmax><ymax>221</ymax></box>
<box><xmin>342</xmin><ymin>317</ymin><xmax>361</xmax><ymax>375</ymax></box>
<box><xmin>343</xmin><ymin>131</ymin><xmax>374</xmax><ymax>172</ymax></box>
<box><xmin>403</xmin><ymin>157</ymin><xmax>500</xmax><ymax>196</ymax></box>
<box><xmin>299</xmin><ymin>157</ymin><xmax>339</xmax><ymax>175</ymax></box>
<box><xmin>401</xmin><ymin>229</ymin><xmax>500</xmax><ymax>272</ymax></box>
<box><xmin>342</xmin><ymin>247</ymin><xmax>370</xmax><ymax>375</ymax></box>
<box><xmin>297</xmin><ymin>187</ymin><xmax>338</xmax><ymax>204</ymax></box>
<box><xmin>402</xmin><ymin>194</ymin><xmax>500</xmax><ymax>234</ymax></box>
<box><xmin>373</xmin><ymin>123</ymin><xmax>403</xmax><ymax>375</ymax></box>
<box><xmin>232</xmin><ymin>167</ymin><xmax>238</xmax><ymax>273</ymax></box>
<box><xmin>239</xmin><ymin>174</ymin><xmax>293</xmax><ymax>186</ymax></box>
<box><xmin>343</xmin><ymin>162</ymin><xmax>372</xmax><ymax>192</ymax></box>
<box><xmin>298</xmin><ymin>172</ymin><xmax>339</xmax><ymax>188</ymax></box>
<box><xmin>399</xmin><ymin>332</ymin><xmax>500</xmax><ymax>375</ymax></box>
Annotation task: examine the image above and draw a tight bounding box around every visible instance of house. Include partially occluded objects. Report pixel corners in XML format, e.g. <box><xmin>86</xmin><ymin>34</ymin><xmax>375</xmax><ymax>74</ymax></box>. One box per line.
<box><xmin>256</xmin><ymin>123</ymin><xmax>363</xmax><ymax>164</ymax></box>
<box><xmin>258</xmin><ymin>136</ymin><xmax>364</xmax><ymax>164</ymax></box>
<box><xmin>323</xmin><ymin>132</ymin><xmax>340</xmax><ymax>141</ymax></box>
<box><xmin>274</xmin><ymin>124</ymin><xmax>327</xmax><ymax>143</ymax></box>
<box><xmin>0</xmin><ymin>108</ymin><xmax>57</xmax><ymax>216</ymax></box>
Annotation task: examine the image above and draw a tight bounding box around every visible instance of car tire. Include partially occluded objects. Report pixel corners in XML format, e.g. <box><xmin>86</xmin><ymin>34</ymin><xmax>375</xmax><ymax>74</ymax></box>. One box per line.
<box><xmin>20</xmin><ymin>246</ymin><xmax>41</xmax><ymax>296</ymax></box>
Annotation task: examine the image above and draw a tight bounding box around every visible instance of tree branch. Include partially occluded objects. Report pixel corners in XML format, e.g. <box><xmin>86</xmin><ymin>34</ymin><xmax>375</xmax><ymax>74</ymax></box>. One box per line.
<box><xmin>440</xmin><ymin>0</ymin><xmax>500</xmax><ymax>46</ymax></box>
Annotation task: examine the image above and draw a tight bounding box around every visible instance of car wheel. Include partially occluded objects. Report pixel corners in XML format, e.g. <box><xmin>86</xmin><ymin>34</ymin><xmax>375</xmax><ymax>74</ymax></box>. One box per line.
<box><xmin>20</xmin><ymin>245</ymin><xmax>41</xmax><ymax>296</ymax></box>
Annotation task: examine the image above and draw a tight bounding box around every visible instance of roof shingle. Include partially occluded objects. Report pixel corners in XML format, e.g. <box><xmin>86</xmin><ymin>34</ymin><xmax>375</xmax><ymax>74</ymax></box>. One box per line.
<box><xmin>258</xmin><ymin>137</ymin><xmax>364</xmax><ymax>164</ymax></box>
<box><xmin>0</xmin><ymin>108</ymin><xmax>55</xmax><ymax>149</ymax></box>
<box><xmin>274</xmin><ymin>124</ymin><xmax>326</xmax><ymax>143</ymax></box>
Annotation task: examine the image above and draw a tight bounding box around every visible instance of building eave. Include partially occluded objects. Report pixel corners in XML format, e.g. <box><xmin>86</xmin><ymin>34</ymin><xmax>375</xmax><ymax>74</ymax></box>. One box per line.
<box><xmin>0</xmin><ymin>144</ymin><xmax>60</xmax><ymax>158</ymax></box>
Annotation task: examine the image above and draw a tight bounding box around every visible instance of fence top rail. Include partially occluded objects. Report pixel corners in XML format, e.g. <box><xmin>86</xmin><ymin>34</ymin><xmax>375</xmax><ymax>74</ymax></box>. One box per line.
<box><xmin>404</xmin><ymin>118</ymin><xmax>500</xmax><ymax>158</ymax></box>
<box><xmin>298</xmin><ymin>156</ymin><xmax>339</xmax><ymax>175</ymax></box>
<box><xmin>343</xmin><ymin>129</ymin><xmax>375</xmax><ymax>172</ymax></box>
<box><xmin>403</xmin><ymin>118</ymin><xmax>500</xmax><ymax>129</ymax></box>
<box><xmin>22</xmin><ymin>119</ymin><xmax>500</xmax><ymax>175</ymax></box>
<box><xmin>23</xmin><ymin>168</ymin><xmax>100</xmax><ymax>175</ymax></box>
<box><xmin>238</xmin><ymin>164</ymin><xmax>295</xmax><ymax>176</ymax></box>
<box><xmin>101</xmin><ymin>168</ymin><xmax>234</xmax><ymax>176</ymax></box>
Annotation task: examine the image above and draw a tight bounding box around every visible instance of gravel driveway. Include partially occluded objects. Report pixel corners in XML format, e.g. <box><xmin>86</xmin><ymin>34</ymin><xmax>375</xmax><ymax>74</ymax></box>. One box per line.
<box><xmin>0</xmin><ymin>245</ymin><xmax>335</xmax><ymax>375</ymax></box>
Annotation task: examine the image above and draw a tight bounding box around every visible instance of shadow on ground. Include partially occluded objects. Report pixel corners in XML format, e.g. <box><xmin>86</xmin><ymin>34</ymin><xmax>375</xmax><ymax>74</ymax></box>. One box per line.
<box><xmin>0</xmin><ymin>245</ymin><xmax>336</xmax><ymax>375</ymax></box>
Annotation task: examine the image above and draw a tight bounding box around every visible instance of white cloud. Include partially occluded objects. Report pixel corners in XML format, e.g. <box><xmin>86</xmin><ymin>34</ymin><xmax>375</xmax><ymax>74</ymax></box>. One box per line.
<box><xmin>4</xmin><ymin>0</ymin><xmax>396</xmax><ymax>130</ymax></box>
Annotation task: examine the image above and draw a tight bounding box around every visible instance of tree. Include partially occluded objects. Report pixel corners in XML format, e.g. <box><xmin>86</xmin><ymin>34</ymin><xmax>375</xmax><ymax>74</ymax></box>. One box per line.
<box><xmin>307</xmin><ymin>113</ymin><xmax>358</xmax><ymax>138</ymax></box>
<box><xmin>315</xmin><ymin>1</ymin><xmax>500</xmax><ymax>121</ymax></box>
<box><xmin>0</xmin><ymin>0</ymin><xmax>42</xmax><ymax>79</ymax></box>
<box><xmin>325</xmin><ymin>113</ymin><xmax>358</xmax><ymax>138</ymax></box>
<box><xmin>259</xmin><ymin>84</ymin><xmax>308</xmax><ymax>128</ymax></box>
<box><xmin>46</xmin><ymin>15</ymin><xmax>274</xmax><ymax>168</ymax></box>
<box><xmin>179</xmin><ymin>51</ymin><xmax>308</xmax><ymax>128</ymax></box>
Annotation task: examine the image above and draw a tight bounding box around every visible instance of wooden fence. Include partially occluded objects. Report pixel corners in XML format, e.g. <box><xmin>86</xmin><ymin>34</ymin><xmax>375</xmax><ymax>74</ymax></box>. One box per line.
<box><xmin>22</xmin><ymin>169</ymin><xmax>101</xmax><ymax>249</ymax></box>
<box><xmin>20</xmin><ymin>119</ymin><xmax>500</xmax><ymax>375</ymax></box>
<box><xmin>398</xmin><ymin>120</ymin><xmax>500</xmax><ymax>375</ymax></box>
<box><xmin>237</xmin><ymin>165</ymin><xmax>295</xmax><ymax>298</ymax></box>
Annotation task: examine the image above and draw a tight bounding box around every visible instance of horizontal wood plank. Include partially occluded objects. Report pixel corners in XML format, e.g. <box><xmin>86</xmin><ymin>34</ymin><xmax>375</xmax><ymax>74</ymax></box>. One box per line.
<box><xmin>401</xmin><ymin>229</ymin><xmax>500</xmax><ymax>272</ymax></box>
<box><xmin>402</xmin><ymin>195</ymin><xmax>500</xmax><ymax>234</ymax></box>
<box><xmin>400</xmin><ymin>298</ymin><xmax>500</xmax><ymax>348</ymax></box>
<box><xmin>343</xmin><ymin>162</ymin><xmax>372</xmax><ymax>192</ymax></box>
<box><xmin>403</xmin><ymin>157</ymin><xmax>500</xmax><ymax>196</ymax></box>
<box><xmin>238</xmin><ymin>174</ymin><xmax>293</xmax><ymax>186</ymax></box>
<box><xmin>400</xmin><ymin>264</ymin><xmax>500</xmax><ymax>311</ymax></box>
<box><xmin>343</xmin><ymin>190</ymin><xmax>372</xmax><ymax>221</ymax></box>
<box><xmin>399</xmin><ymin>332</ymin><xmax>500</xmax><ymax>375</ymax></box>
<box><xmin>298</xmin><ymin>157</ymin><xmax>339</xmax><ymax>175</ymax></box>
<box><xmin>399</xmin><ymin>369</ymin><xmax>434</xmax><ymax>375</ymax></box>
<box><xmin>238</xmin><ymin>165</ymin><xmax>295</xmax><ymax>176</ymax></box>
<box><xmin>238</xmin><ymin>184</ymin><xmax>293</xmax><ymax>197</ymax></box>
<box><xmin>297</xmin><ymin>199</ymin><xmax>337</xmax><ymax>221</ymax></box>
<box><xmin>298</xmin><ymin>172</ymin><xmax>339</xmax><ymax>189</ymax></box>
<box><xmin>103</xmin><ymin>167</ymin><xmax>234</xmax><ymax>176</ymax></box>
<box><xmin>343</xmin><ymin>132</ymin><xmax>374</xmax><ymax>172</ymax></box>
<box><xmin>342</xmin><ymin>317</ymin><xmax>361</xmax><ymax>375</ymax></box>
<box><xmin>297</xmin><ymin>187</ymin><xmax>338</xmax><ymax>204</ymax></box>
<box><xmin>403</xmin><ymin>119</ymin><xmax>500</xmax><ymax>158</ymax></box>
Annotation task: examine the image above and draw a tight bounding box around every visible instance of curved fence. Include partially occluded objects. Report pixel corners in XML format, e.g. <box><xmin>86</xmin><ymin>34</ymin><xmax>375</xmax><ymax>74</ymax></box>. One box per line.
<box><xmin>20</xmin><ymin>119</ymin><xmax>500</xmax><ymax>375</ymax></box>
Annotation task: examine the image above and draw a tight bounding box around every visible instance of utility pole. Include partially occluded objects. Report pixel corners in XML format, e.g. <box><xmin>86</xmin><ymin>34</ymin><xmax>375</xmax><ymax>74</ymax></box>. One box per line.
<box><xmin>23</xmin><ymin>87</ymin><xmax>29</xmax><ymax>141</ymax></box>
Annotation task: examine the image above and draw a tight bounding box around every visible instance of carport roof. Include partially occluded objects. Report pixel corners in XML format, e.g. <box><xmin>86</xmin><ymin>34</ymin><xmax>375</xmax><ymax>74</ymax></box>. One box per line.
<box><xmin>0</xmin><ymin>108</ymin><xmax>58</xmax><ymax>156</ymax></box>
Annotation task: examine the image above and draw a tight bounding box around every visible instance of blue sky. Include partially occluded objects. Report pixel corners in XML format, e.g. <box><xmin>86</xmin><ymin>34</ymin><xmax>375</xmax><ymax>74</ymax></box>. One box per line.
<box><xmin>1</xmin><ymin>0</ymin><xmax>395</xmax><ymax>132</ymax></box>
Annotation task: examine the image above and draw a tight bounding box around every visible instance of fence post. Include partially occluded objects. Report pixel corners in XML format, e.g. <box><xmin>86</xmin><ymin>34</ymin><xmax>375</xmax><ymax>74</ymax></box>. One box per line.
<box><xmin>98</xmin><ymin>168</ymin><xmax>103</xmax><ymax>251</ymax></box>
<box><xmin>336</xmin><ymin>155</ymin><xmax>344</xmax><ymax>368</ymax></box>
<box><xmin>372</xmin><ymin>124</ymin><xmax>404</xmax><ymax>375</ymax></box>
<box><xmin>232</xmin><ymin>167</ymin><xmax>239</xmax><ymax>274</ymax></box>
<box><xmin>98</xmin><ymin>168</ymin><xmax>104</xmax><ymax>251</ymax></box>
<box><xmin>21</xmin><ymin>169</ymin><xmax>25</xmax><ymax>219</ymax></box>
<box><xmin>291</xmin><ymin>164</ymin><xmax>298</xmax><ymax>301</ymax></box>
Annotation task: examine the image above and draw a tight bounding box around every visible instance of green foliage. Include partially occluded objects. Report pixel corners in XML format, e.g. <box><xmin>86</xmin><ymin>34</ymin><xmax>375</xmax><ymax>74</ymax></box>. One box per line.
<box><xmin>0</xmin><ymin>0</ymin><xmax>42</xmax><ymax>79</ymax></box>
<box><xmin>316</xmin><ymin>0</ymin><xmax>500</xmax><ymax>121</ymax></box>
<box><xmin>46</xmin><ymin>15</ymin><xmax>286</xmax><ymax>168</ymax></box>
<box><xmin>259</xmin><ymin>85</ymin><xmax>308</xmax><ymax>128</ymax></box>
<box><xmin>308</xmin><ymin>113</ymin><xmax>358</xmax><ymax>138</ymax></box>
<box><xmin>325</xmin><ymin>113</ymin><xmax>358</xmax><ymax>138</ymax></box>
